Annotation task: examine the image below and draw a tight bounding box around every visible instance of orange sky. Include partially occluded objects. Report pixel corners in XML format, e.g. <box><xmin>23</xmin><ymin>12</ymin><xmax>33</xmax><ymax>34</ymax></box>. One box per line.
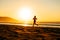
<box><xmin>0</xmin><ymin>0</ymin><xmax>60</xmax><ymax>23</ymax></box>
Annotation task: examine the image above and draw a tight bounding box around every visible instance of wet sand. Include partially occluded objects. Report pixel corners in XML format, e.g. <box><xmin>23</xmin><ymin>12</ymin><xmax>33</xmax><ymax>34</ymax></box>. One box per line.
<box><xmin>0</xmin><ymin>24</ymin><xmax>60</xmax><ymax>40</ymax></box>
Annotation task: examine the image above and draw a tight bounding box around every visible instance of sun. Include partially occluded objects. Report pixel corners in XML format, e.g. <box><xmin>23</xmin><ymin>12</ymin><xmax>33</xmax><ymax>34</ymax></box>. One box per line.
<box><xmin>17</xmin><ymin>7</ymin><xmax>34</xmax><ymax>21</ymax></box>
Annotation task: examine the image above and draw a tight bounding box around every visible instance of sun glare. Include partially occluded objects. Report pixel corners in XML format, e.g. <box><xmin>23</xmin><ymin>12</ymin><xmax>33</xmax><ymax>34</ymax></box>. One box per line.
<box><xmin>17</xmin><ymin>7</ymin><xmax>34</xmax><ymax>21</ymax></box>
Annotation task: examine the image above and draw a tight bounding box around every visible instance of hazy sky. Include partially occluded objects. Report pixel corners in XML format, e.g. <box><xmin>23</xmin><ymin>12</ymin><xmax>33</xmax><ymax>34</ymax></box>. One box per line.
<box><xmin>0</xmin><ymin>0</ymin><xmax>60</xmax><ymax>22</ymax></box>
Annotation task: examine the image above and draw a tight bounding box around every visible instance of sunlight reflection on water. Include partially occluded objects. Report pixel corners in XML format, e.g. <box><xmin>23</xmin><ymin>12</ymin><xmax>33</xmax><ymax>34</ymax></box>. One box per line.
<box><xmin>0</xmin><ymin>23</ymin><xmax>60</xmax><ymax>28</ymax></box>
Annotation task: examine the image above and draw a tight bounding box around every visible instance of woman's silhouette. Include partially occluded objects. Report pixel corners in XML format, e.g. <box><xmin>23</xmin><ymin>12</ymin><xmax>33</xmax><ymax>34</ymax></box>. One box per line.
<box><xmin>33</xmin><ymin>16</ymin><xmax>38</xmax><ymax>26</ymax></box>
